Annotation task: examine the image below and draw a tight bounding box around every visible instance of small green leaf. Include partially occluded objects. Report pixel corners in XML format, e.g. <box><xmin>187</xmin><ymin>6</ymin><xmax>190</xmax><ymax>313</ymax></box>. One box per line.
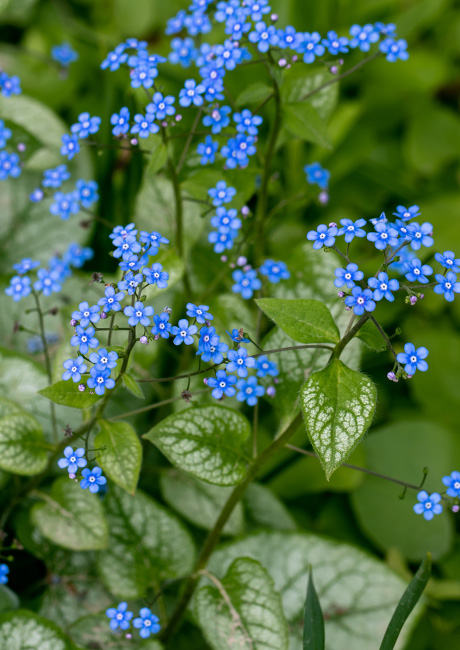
<box><xmin>95</xmin><ymin>420</ymin><xmax>143</xmax><ymax>494</ymax></box>
<box><xmin>194</xmin><ymin>558</ymin><xmax>289</xmax><ymax>650</ymax></box>
<box><xmin>38</xmin><ymin>380</ymin><xmax>102</xmax><ymax>409</ymax></box>
<box><xmin>97</xmin><ymin>485</ymin><xmax>195</xmax><ymax>598</ymax></box>
<box><xmin>256</xmin><ymin>298</ymin><xmax>340</xmax><ymax>344</ymax></box>
<box><xmin>146</xmin><ymin>138</ymin><xmax>168</xmax><ymax>175</ymax></box>
<box><xmin>0</xmin><ymin>586</ymin><xmax>19</xmax><ymax>614</ymax></box>
<box><xmin>301</xmin><ymin>360</ymin><xmax>376</xmax><ymax>479</ymax></box>
<box><xmin>0</xmin><ymin>610</ymin><xmax>80</xmax><ymax>650</ymax></box>
<box><xmin>379</xmin><ymin>553</ymin><xmax>431</xmax><ymax>650</ymax></box>
<box><xmin>236</xmin><ymin>83</ymin><xmax>273</xmax><ymax>107</ymax></box>
<box><xmin>122</xmin><ymin>373</ymin><xmax>144</xmax><ymax>399</ymax></box>
<box><xmin>144</xmin><ymin>405</ymin><xmax>251</xmax><ymax>486</ymax></box>
<box><xmin>303</xmin><ymin>569</ymin><xmax>325</xmax><ymax>650</ymax></box>
<box><xmin>356</xmin><ymin>320</ymin><xmax>387</xmax><ymax>351</ymax></box>
<box><xmin>282</xmin><ymin>103</ymin><xmax>332</xmax><ymax>149</ymax></box>
<box><xmin>0</xmin><ymin>412</ymin><xmax>49</xmax><ymax>475</ymax></box>
<box><xmin>31</xmin><ymin>477</ymin><xmax>109</xmax><ymax>551</ymax></box>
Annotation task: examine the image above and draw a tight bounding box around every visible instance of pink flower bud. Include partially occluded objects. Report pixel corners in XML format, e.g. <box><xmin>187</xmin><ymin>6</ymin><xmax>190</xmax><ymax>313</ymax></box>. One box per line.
<box><xmin>130</xmin><ymin>138</ymin><xmax>138</xmax><ymax>146</ymax></box>
<box><xmin>452</xmin><ymin>504</ymin><xmax>459</xmax><ymax>513</ymax></box>
<box><xmin>241</xmin><ymin>206</ymin><xmax>250</xmax><ymax>217</ymax></box>
<box><xmin>203</xmin><ymin>378</ymin><xmax>208</xmax><ymax>385</ymax></box>
<box><xmin>387</xmin><ymin>371</ymin><xmax>397</xmax><ymax>382</ymax></box>
<box><xmin>176</xmin><ymin>114</ymin><xmax>182</xmax><ymax>121</ymax></box>
<box><xmin>17</xmin><ymin>143</ymin><xmax>26</xmax><ymax>152</ymax></box>
<box><xmin>140</xmin><ymin>335</ymin><xmax>148</xmax><ymax>345</ymax></box>
<box><xmin>328</xmin><ymin>221</ymin><xmax>337</xmax><ymax>228</ymax></box>
<box><xmin>319</xmin><ymin>191</ymin><xmax>329</xmax><ymax>205</ymax></box>
<box><xmin>331</xmin><ymin>65</ymin><xmax>338</xmax><ymax>75</ymax></box>
<box><xmin>68</xmin><ymin>473</ymin><xmax>76</xmax><ymax>479</ymax></box>
<box><xmin>410</xmin><ymin>296</ymin><xmax>417</xmax><ymax>305</ymax></box>
<box><xmin>237</xmin><ymin>256</ymin><xmax>247</xmax><ymax>266</ymax></box>
<box><xmin>220</xmin><ymin>255</ymin><xmax>228</xmax><ymax>262</ymax></box>
<box><xmin>279</xmin><ymin>58</ymin><xmax>287</xmax><ymax>67</ymax></box>
<box><xmin>271</xmin><ymin>13</ymin><xmax>278</xmax><ymax>21</ymax></box>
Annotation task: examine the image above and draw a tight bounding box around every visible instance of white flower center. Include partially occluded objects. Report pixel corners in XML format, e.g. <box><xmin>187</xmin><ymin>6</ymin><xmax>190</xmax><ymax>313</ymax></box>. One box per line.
<box><xmin>345</xmin><ymin>273</ymin><xmax>351</xmax><ymax>280</ymax></box>
<box><xmin>410</xmin><ymin>355</ymin><xmax>417</xmax><ymax>363</ymax></box>
<box><xmin>81</xmin><ymin>336</ymin><xmax>87</xmax><ymax>342</ymax></box>
<box><xmin>136</xmin><ymin>310</ymin><xmax>142</xmax><ymax>317</ymax></box>
<box><xmin>219</xmin><ymin>381</ymin><xmax>226</xmax><ymax>388</ymax></box>
<box><xmin>71</xmin><ymin>366</ymin><xmax>77</xmax><ymax>373</ymax></box>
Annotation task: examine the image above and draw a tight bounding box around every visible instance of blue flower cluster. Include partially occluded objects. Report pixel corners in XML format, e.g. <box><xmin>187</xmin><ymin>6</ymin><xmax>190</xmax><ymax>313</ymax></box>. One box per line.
<box><xmin>0</xmin><ymin>74</ymin><xmax>24</xmax><ymax>183</ymax></box>
<box><xmin>51</xmin><ymin>42</ymin><xmax>79</xmax><ymax>67</ymax></box>
<box><xmin>413</xmin><ymin>470</ymin><xmax>460</xmax><ymax>522</ymax></box>
<box><xmin>57</xmin><ymin>446</ymin><xmax>107</xmax><ymax>493</ymax></box>
<box><xmin>106</xmin><ymin>603</ymin><xmax>160</xmax><ymax>638</ymax></box>
<box><xmin>0</xmin><ymin>564</ymin><xmax>9</xmax><ymax>585</ymax></box>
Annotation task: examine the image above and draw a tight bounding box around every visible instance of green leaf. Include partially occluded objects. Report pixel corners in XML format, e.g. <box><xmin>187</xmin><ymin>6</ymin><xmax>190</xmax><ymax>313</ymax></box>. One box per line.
<box><xmin>281</xmin><ymin>66</ymin><xmax>339</xmax><ymax>121</ymax></box>
<box><xmin>282</xmin><ymin>103</ymin><xmax>332</xmax><ymax>149</ymax></box>
<box><xmin>303</xmin><ymin>570</ymin><xmax>325</xmax><ymax>650</ymax></box>
<box><xmin>38</xmin><ymin>380</ymin><xmax>102</xmax><ymax>409</ymax></box>
<box><xmin>143</xmin><ymin>405</ymin><xmax>251</xmax><ymax>486</ymax></box>
<box><xmin>0</xmin><ymin>412</ymin><xmax>49</xmax><ymax>475</ymax></box>
<box><xmin>380</xmin><ymin>554</ymin><xmax>431</xmax><ymax>650</ymax></box>
<box><xmin>194</xmin><ymin>558</ymin><xmax>289</xmax><ymax>650</ymax></box>
<box><xmin>146</xmin><ymin>138</ymin><xmax>168</xmax><ymax>176</ymax></box>
<box><xmin>0</xmin><ymin>609</ymin><xmax>80</xmax><ymax>649</ymax></box>
<box><xmin>0</xmin><ymin>349</ymin><xmax>46</xmax><ymax>415</ymax></box>
<box><xmin>356</xmin><ymin>320</ymin><xmax>387</xmax><ymax>351</ymax></box>
<box><xmin>301</xmin><ymin>360</ymin><xmax>376</xmax><ymax>479</ymax></box>
<box><xmin>31</xmin><ymin>477</ymin><xmax>109</xmax><ymax>551</ymax></box>
<box><xmin>243</xmin><ymin>483</ymin><xmax>296</xmax><ymax>531</ymax></box>
<box><xmin>160</xmin><ymin>471</ymin><xmax>244</xmax><ymax>536</ymax></box>
<box><xmin>68</xmin><ymin>613</ymin><xmax>164</xmax><ymax>650</ymax></box>
<box><xmin>0</xmin><ymin>586</ymin><xmax>19</xmax><ymax>614</ymax></box>
<box><xmin>142</xmin><ymin>247</ymin><xmax>185</xmax><ymax>298</ymax></box>
<box><xmin>0</xmin><ymin>397</ymin><xmax>24</xmax><ymax>418</ymax></box>
<box><xmin>236</xmin><ymin>83</ymin><xmax>273</xmax><ymax>107</ymax></box>
<box><xmin>208</xmin><ymin>531</ymin><xmax>421</xmax><ymax>650</ymax></box>
<box><xmin>122</xmin><ymin>373</ymin><xmax>144</xmax><ymax>399</ymax></box>
<box><xmin>94</xmin><ymin>420</ymin><xmax>143</xmax><ymax>495</ymax></box>
<box><xmin>256</xmin><ymin>298</ymin><xmax>340</xmax><ymax>344</ymax></box>
<box><xmin>97</xmin><ymin>485</ymin><xmax>195</xmax><ymax>598</ymax></box>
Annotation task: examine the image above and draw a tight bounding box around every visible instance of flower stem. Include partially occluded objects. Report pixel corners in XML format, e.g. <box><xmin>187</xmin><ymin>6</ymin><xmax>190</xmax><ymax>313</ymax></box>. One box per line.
<box><xmin>33</xmin><ymin>290</ymin><xmax>58</xmax><ymax>444</ymax></box>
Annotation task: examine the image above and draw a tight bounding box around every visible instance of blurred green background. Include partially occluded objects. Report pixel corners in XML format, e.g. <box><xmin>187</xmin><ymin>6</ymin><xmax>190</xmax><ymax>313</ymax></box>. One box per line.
<box><xmin>1</xmin><ymin>0</ymin><xmax>460</xmax><ymax>647</ymax></box>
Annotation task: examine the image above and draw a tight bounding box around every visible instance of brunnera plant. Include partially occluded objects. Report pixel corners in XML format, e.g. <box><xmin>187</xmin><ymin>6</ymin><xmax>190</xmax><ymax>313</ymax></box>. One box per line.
<box><xmin>0</xmin><ymin>1</ymin><xmax>458</xmax><ymax>648</ymax></box>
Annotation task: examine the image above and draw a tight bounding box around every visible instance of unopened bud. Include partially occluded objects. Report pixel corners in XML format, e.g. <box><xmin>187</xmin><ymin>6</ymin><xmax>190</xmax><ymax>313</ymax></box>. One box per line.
<box><xmin>328</xmin><ymin>221</ymin><xmax>337</xmax><ymax>228</ymax></box>
<box><xmin>387</xmin><ymin>371</ymin><xmax>397</xmax><ymax>382</ymax></box>
<box><xmin>78</xmin><ymin>384</ymin><xmax>85</xmax><ymax>392</ymax></box>
<box><xmin>230</xmin><ymin>263</ymin><xmax>236</xmax><ymax>268</ymax></box>
<box><xmin>338</xmin><ymin>291</ymin><xmax>345</xmax><ymax>298</ymax></box>
<box><xmin>318</xmin><ymin>191</ymin><xmax>329</xmax><ymax>205</ymax></box>
<box><xmin>279</xmin><ymin>58</ymin><xmax>287</xmax><ymax>67</ymax></box>
<box><xmin>266</xmin><ymin>386</ymin><xmax>276</xmax><ymax>397</ymax></box>
<box><xmin>220</xmin><ymin>255</ymin><xmax>228</xmax><ymax>262</ymax></box>
<box><xmin>17</xmin><ymin>142</ymin><xmax>26</xmax><ymax>152</ymax></box>
<box><xmin>452</xmin><ymin>504</ymin><xmax>459</xmax><ymax>513</ymax></box>
<box><xmin>176</xmin><ymin>114</ymin><xmax>182</xmax><ymax>121</ymax></box>
<box><xmin>330</xmin><ymin>65</ymin><xmax>338</xmax><ymax>74</ymax></box>
<box><xmin>70</xmin><ymin>318</ymin><xmax>78</xmax><ymax>327</ymax></box>
<box><xmin>140</xmin><ymin>335</ymin><xmax>148</xmax><ymax>345</ymax></box>
<box><xmin>100</xmin><ymin>311</ymin><xmax>108</xmax><ymax>319</ymax></box>
<box><xmin>237</xmin><ymin>256</ymin><xmax>247</xmax><ymax>266</ymax></box>
<box><xmin>68</xmin><ymin>473</ymin><xmax>76</xmax><ymax>479</ymax></box>
<box><xmin>163</xmin><ymin>306</ymin><xmax>172</xmax><ymax>314</ymax></box>
<box><xmin>241</xmin><ymin>206</ymin><xmax>250</xmax><ymax>217</ymax></box>
<box><xmin>270</xmin><ymin>13</ymin><xmax>278</xmax><ymax>22</ymax></box>
<box><xmin>130</xmin><ymin>138</ymin><xmax>138</xmax><ymax>146</ymax></box>
<box><xmin>203</xmin><ymin>378</ymin><xmax>208</xmax><ymax>385</ymax></box>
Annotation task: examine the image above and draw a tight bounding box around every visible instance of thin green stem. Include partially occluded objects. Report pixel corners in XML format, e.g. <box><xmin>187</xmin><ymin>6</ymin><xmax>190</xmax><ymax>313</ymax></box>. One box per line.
<box><xmin>177</xmin><ymin>107</ymin><xmax>203</xmax><ymax>173</ymax></box>
<box><xmin>33</xmin><ymin>290</ymin><xmax>58</xmax><ymax>443</ymax></box>
<box><xmin>329</xmin><ymin>313</ymin><xmax>370</xmax><ymax>361</ymax></box>
<box><xmin>108</xmin><ymin>388</ymin><xmax>210</xmax><ymax>421</ymax></box>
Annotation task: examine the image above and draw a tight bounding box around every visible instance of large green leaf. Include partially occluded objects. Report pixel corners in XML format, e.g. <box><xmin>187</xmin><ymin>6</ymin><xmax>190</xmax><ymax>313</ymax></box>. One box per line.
<box><xmin>143</xmin><ymin>405</ymin><xmax>251</xmax><ymax>486</ymax></box>
<box><xmin>97</xmin><ymin>485</ymin><xmax>195</xmax><ymax>598</ymax></box>
<box><xmin>236</xmin><ymin>83</ymin><xmax>273</xmax><ymax>107</ymax></box>
<box><xmin>160</xmin><ymin>471</ymin><xmax>244</xmax><ymax>536</ymax></box>
<box><xmin>0</xmin><ymin>349</ymin><xmax>47</xmax><ymax>413</ymax></box>
<box><xmin>38</xmin><ymin>380</ymin><xmax>102</xmax><ymax>409</ymax></box>
<box><xmin>0</xmin><ymin>609</ymin><xmax>80</xmax><ymax>649</ymax></box>
<box><xmin>282</xmin><ymin>103</ymin><xmax>332</xmax><ymax>149</ymax></box>
<box><xmin>0</xmin><ymin>586</ymin><xmax>19</xmax><ymax>614</ymax></box>
<box><xmin>281</xmin><ymin>66</ymin><xmax>339</xmax><ymax>121</ymax></box>
<box><xmin>31</xmin><ymin>477</ymin><xmax>109</xmax><ymax>551</ymax></box>
<box><xmin>243</xmin><ymin>483</ymin><xmax>296</xmax><ymax>531</ymax></box>
<box><xmin>195</xmin><ymin>558</ymin><xmax>289</xmax><ymax>650</ymax></box>
<box><xmin>301</xmin><ymin>360</ymin><xmax>376</xmax><ymax>479</ymax></box>
<box><xmin>256</xmin><ymin>298</ymin><xmax>340</xmax><ymax>344</ymax></box>
<box><xmin>94</xmin><ymin>420</ymin><xmax>142</xmax><ymax>495</ymax></box>
<box><xmin>208</xmin><ymin>532</ymin><xmax>420</xmax><ymax>650</ymax></box>
<box><xmin>0</xmin><ymin>412</ymin><xmax>49</xmax><ymax>475</ymax></box>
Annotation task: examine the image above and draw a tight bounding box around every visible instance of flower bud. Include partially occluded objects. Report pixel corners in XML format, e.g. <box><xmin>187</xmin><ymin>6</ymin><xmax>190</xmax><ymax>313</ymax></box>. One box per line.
<box><xmin>410</xmin><ymin>295</ymin><xmax>417</xmax><ymax>305</ymax></box>
<box><xmin>68</xmin><ymin>473</ymin><xmax>76</xmax><ymax>479</ymax></box>
<box><xmin>270</xmin><ymin>13</ymin><xmax>278</xmax><ymax>22</ymax></box>
<box><xmin>237</xmin><ymin>256</ymin><xmax>247</xmax><ymax>266</ymax></box>
<box><xmin>78</xmin><ymin>384</ymin><xmax>85</xmax><ymax>392</ymax></box>
<box><xmin>266</xmin><ymin>386</ymin><xmax>276</xmax><ymax>397</ymax></box>
<box><xmin>17</xmin><ymin>142</ymin><xmax>26</xmax><ymax>152</ymax></box>
<box><xmin>328</xmin><ymin>221</ymin><xmax>337</xmax><ymax>228</ymax></box>
<box><xmin>203</xmin><ymin>378</ymin><xmax>208</xmax><ymax>385</ymax></box>
<box><xmin>163</xmin><ymin>306</ymin><xmax>172</xmax><ymax>314</ymax></box>
<box><xmin>100</xmin><ymin>311</ymin><xmax>108</xmax><ymax>319</ymax></box>
<box><xmin>387</xmin><ymin>371</ymin><xmax>397</xmax><ymax>382</ymax></box>
<box><xmin>279</xmin><ymin>58</ymin><xmax>287</xmax><ymax>67</ymax></box>
<box><xmin>70</xmin><ymin>318</ymin><xmax>78</xmax><ymax>327</ymax></box>
<box><xmin>140</xmin><ymin>335</ymin><xmax>148</xmax><ymax>345</ymax></box>
<box><xmin>338</xmin><ymin>291</ymin><xmax>345</xmax><ymax>298</ymax></box>
<box><xmin>130</xmin><ymin>138</ymin><xmax>138</xmax><ymax>146</ymax></box>
<box><xmin>176</xmin><ymin>114</ymin><xmax>182</xmax><ymax>121</ymax></box>
<box><xmin>243</xmin><ymin>264</ymin><xmax>252</xmax><ymax>272</ymax></box>
<box><xmin>452</xmin><ymin>504</ymin><xmax>459</xmax><ymax>513</ymax></box>
<box><xmin>330</xmin><ymin>65</ymin><xmax>338</xmax><ymax>75</ymax></box>
<box><xmin>220</xmin><ymin>255</ymin><xmax>228</xmax><ymax>262</ymax></box>
<box><xmin>318</xmin><ymin>191</ymin><xmax>329</xmax><ymax>205</ymax></box>
<box><xmin>229</xmin><ymin>263</ymin><xmax>236</xmax><ymax>268</ymax></box>
<box><xmin>241</xmin><ymin>206</ymin><xmax>250</xmax><ymax>217</ymax></box>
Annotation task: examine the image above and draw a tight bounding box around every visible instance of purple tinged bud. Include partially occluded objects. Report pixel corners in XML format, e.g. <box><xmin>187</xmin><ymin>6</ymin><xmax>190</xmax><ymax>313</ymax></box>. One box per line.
<box><xmin>345</xmin><ymin>305</ymin><xmax>352</xmax><ymax>311</ymax></box>
<box><xmin>338</xmin><ymin>291</ymin><xmax>345</xmax><ymax>298</ymax></box>
<box><xmin>78</xmin><ymin>384</ymin><xmax>85</xmax><ymax>392</ymax></box>
<box><xmin>205</xmin><ymin>319</ymin><xmax>211</xmax><ymax>326</ymax></box>
<box><xmin>221</xmin><ymin>255</ymin><xmax>228</xmax><ymax>262</ymax></box>
<box><xmin>243</xmin><ymin>264</ymin><xmax>252</xmax><ymax>272</ymax></box>
<box><xmin>279</xmin><ymin>58</ymin><xmax>287</xmax><ymax>67</ymax></box>
<box><xmin>130</xmin><ymin>138</ymin><xmax>138</xmax><ymax>145</ymax></box>
<box><xmin>419</xmin><ymin>294</ymin><xmax>424</xmax><ymax>300</ymax></box>
<box><xmin>70</xmin><ymin>318</ymin><xmax>78</xmax><ymax>327</ymax></box>
<box><xmin>406</xmin><ymin>375</ymin><xmax>413</xmax><ymax>379</ymax></box>
<box><xmin>266</xmin><ymin>386</ymin><xmax>276</xmax><ymax>397</ymax></box>
<box><xmin>387</xmin><ymin>371</ymin><xmax>397</xmax><ymax>382</ymax></box>
<box><xmin>100</xmin><ymin>311</ymin><xmax>108</xmax><ymax>319</ymax></box>
<box><xmin>140</xmin><ymin>335</ymin><xmax>148</xmax><ymax>345</ymax></box>
<box><xmin>410</xmin><ymin>296</ymin><xmax>417</xmax><ymax>305</ymax></box>
<box><xmin>176</xmin><ymin>114</ymin><xmax>182</xmax><ymax>121</ymax></box>
<box><xmin>237</xmin><ymin>256</ymin><xmax>247</xmax><ymax>266</ymax></box>
<box><xmin>230</xmin><ymin>263</ymin><xmax>236</xmax><ymax>268</ymax></box>
<box><xmin>330</xmin><ymin>65</ymin><xmax>338</xmax><ymax>75</ymax></box>
<box><xmin>163</xmin><ymin>306</ymin><xmax>172</xmax><ymax>314</ymax></box>
<box><xmin>292</xmin><ymin>54</ymin><xmax>298</xmax><ymax>62</ymax></box>
<box><xmin>161</xmin><ymin>121</ymin><xmax>168</xmax><ymax>127</ymax></box>
<box><xmin>273</xmin><ymin>377</ymin><xmax>279</xmax><ymax>384</ymax></box>
<box><xmin>319</xmin><ymin>191</ymin><xmax>329</xmax><ymax>205</ymax></box>
<box><xmin>286</xmin><ymin>63</ymin><xmax>292</xmax><ymax>69</ymax></box>
<box><xmin>68</xmin><ymin>473</ymin><xmax>76</xmax><ymax>479</ymax></box>
<box><xmin>241</xmin><ymin>206</ymin><xmax>250</xmax><ymax>217</ymax></box>
<box><xmin>271</xmin><ymin>13</ymin><xmax>278</xmax><ymax>21</ymax></box>
<box><xmin>452</xmin><ymin>505</ymin><xmax>459</xmax><ymax>513</ymax></box>
<box><xmin>17</xmin><ymin>142</ymin><xmax>26</xmax><ymax>152</ymax></box>
<box><xmin>328</xmin><ymin>221</ymin><xmax>337</xmax><ymax>228</ymax></box>
<box><xmin>154</xmin><ymin>334</ymin><xmax>160</xmax><ymax>340</ymax></box>
<box><xmin>203</xmin><ymin>378</ymin><xmax>208</xmax><ymax>385</ymax></box>
<box><xmin>125</xmin><ymin>634</ymin><xmax>132</xmax><ymax>640</ymax></box>
<box><xmin>338</xmin><ymin>58</ymin><xmax>344</xmax><ymax>65</ymax></box>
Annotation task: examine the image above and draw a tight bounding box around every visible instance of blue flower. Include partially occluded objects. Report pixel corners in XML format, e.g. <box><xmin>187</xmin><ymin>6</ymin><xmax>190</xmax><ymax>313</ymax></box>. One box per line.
<box><xmin>113</xmin><ymin>234</ymin><xmax>141</xmax><ymax>260</ymax></box>
<box><xmin>442</xmin><ymin>471</ymin><xmax>460</xmax><ymax>498</ymax></box>
<box><xmin>146</xmin><ymin>93</ymin><xmax>176</xmax><ymax>120</ymax></box>
<box><xmin>306</xmin><ymin>224</ymin><xmax>338</xmax><ymax>249</ymax></box>
<box><xmin>169</xmin><ymin>38</ymin><xmax>198</xmax><ymax>67</ymax></box>
<box><xmin>435</xmin><ymin>251</ymin><xmax>460</xmax><ymax>273</ymax></box>
<box><xmin>131</xmin><ymin>113</ymin><xmax>160</xmax><ymax>139</ymax></box>
<box><xmin>98</xmin><ymin>286</ymin><xmax>125</xmax><ymax>313</ymax></box>
<box><xmin>179</xmin><ymin>79</ymin><xmax>206</xmax><ymax>107</ymax></box>
<box><xmin>64</xmin><ymin>243</ymin><xmax>94</xmax><ymax>268</ymax></box>
<box><xmin>232</xmin><ymin>269</ymin><xmax>261</xmax><ymax>299</ymax></box>
<box><xmin>211</xmin><ymin>207</ymin><xmax>241</xmax><ymax>232</ymax></box>
<box><xmin>226</xmin><ymin>11</ymin><xmax>251</xmax><ymax>40</ymax></box>
<box><xmin>0</xmin><ymin>565</ymin><xmax>9</xmax><ymax>585</ymax></box>
<box><xmin>76</xmin><ymin>180</ymin><xmax>99</xmax><ymax>208</ymax></box>
<box><xmin>397</xmin><ymin>342</ymin><xmax>429</xmax><ymax>375</ymax></box>
<box><xmin>221</xmin><ymin>134</ymin><xmax>257</xmax><ymax>168</ymax></box>
<box><xmin>227</xmin><ymin>347</ymin><xmax>255</xmax><ymax>378</ymax></box>
<box><xmin>379</xmin><ymin>38</ymin><xmax>409</xmax><ymax>62</ymax></box>
<box><xmin>51</xmin><ymin>42</ymin><xmax>78</xmax><ymax>66</ymax></box>
<box><xmin>171</xmin><ymin>319</ymin><xmax>198</xmax><ymax>345</ymax></box>
<box><xmin>133</xmin><ymin>608</ymin><xmax>161</xmax><ymax>639</ymax></box>
<box><xmin>0</xmin><ymin>119</ymin><xmax>12</xmax><ymax>148</ymax></box>
<box><xmin>151</xmin><ymin>313</ymin><xmax>172</xmax><ymax>338</ymax></box>
<box><xmin>143</xmin><ymin>263</ymin><xmax>169</xmax><ymax>288</ymax></box>
<box><xmin>184</xmin><ymin>11</ymin><xmax>212</xmax><ymax>36</ymax></box>
<box><xmin>12</xmin><ymin>258</ymin><xmax>40</xmax><ymax>275</ymax></box>
<box><xmin>30</xmin><ymin>188</ymin><xmax>44</xmax><ymax>202</ymax></box>
<box><xmin>349</xmin><ymin>24</ymin><xmax>379</xmax><ymax>51</ymax></box>
<box><xmin>166</xmin><ymin>10</ymin><xmax>187</xmax><ymax>34</ymax></box>
<box><xmin>236</xmin><ymin>376</ymin><xmax>265</xmax><ymax>406</ymax></box>
<box><xmin>344</xmin><ymin>287</ymin><xmax>376</xmax><ymax>315</ymax></box>
<box><xmin>407</xmin><ymin>222</ymin><xmax>433</xmax><ymax>251</ymax></box>
<box><xmin>118</xmin><ymin>271</ymin><xmax>143</xmax><ymax>295</ymax></box>
<box><xmin>111</xmin><ymin>107</ymin><xmax>130</xmax><ymax>136</ymax></box>
<box><xmin>60</xmin><ymin>134</ymin><xmax>80</xmax><ymax>160</ymax></box>
<box><xmin>389</xmin><ymin>244</ymin><xmax>416</xmax><ymax>274</ymax></box>
<box><xmin>139</xmin><ymin>231</ymin><xmax>169</xmax><ymax>256</ymax></box>
<box><xmin>233</xmin><ymin>109</ymin><xmax>263</xmax><ymax>136</ymax></box>
<box><xmin>119</xmin><ymin>253</ymin><xmax>147</xmax><ymax>272</ymax></box>
<box><xmin>197</xmin><ymin>136</ymin><xmax>219</xmax><ymax>165</ymax></box>
<box><xmin>259</xmin><ymin>260</ymin><xmax>290</xmax><ymax>283</ymax></box>
<box><xmin>198</xmin><ymin>330</ymin><xmax>228</xmax><ymax>363</ymax></box>
<box><xmin>199</xmin><ymin>61</ymin><xmax>225</xmax><ymax>88</ymax></box>
<box><xmin>80</xmin><ymin>466</ymin><xmax>107</xmax><ymax>492</ymax></box>
<box><xmin>130</xmin><ymin>62</ymin><xmax>158</xmax><ymax>89</ymax></box>
<box><xmin>71</xmin><ymin>326</ymin><xmax>99</xmax><ymax>354</ymax></box>
<box><xmin>214</xmin><ymin>0</ymin><xmax>240</xmax><ymax>23</ymax></box>
<box><xmin>214</xmin><ymin>40</ymin><xmax>248</xmax><ymax>70</ymax></box>
<box><xmin>0</xmin><ymin>73</ymin><xmax>21</xmax><ymax>97</ymax></box>
<box><xmin>392</xmin><ymin>205</ymin><xmax>420</xmax><ymax>222</ymax></box>
<box><xmin>72</xmin><ymin>301</ymin><xmax>100</xmax><ymax>327</ymax></box>
<box><xmin>34</xmin><ymin>268</ymin><xmax>61</xmax><ymax>296</ymax></box>
<box><xmin>186</xmin><ymin>303</ymin><xmax>213</xmax><ymax>324</ymax></box>
<box><xmin>298</xmin><ymin>32</ymin><xmax>325</xmax><ymax>63</ymax></box>
<box><xmin>101</xmin><ymin>44</ymin><xmax>128</xmax><ymax>71</ymax></box>
<box><xmin>413</xmin><ymin>491</ymin><xmax>442</xmax><ymax>521</ymax></box>
<box><xmin>367</xmin><ymin>272</ymin><xmax>399</xmax><ymax>302</ymax></box>
<box><xmin>50</xmin><ymin>191</ymin><xmax>80</xmax><ymax>220</ymax></box>
<box><xmin>403</xmin><ymin>258</ymin><xmax>433</xmax><ymax>284</ymax></box>
<box><xmin>42</xmin><ymin>165</ymin><xmax>71</xmax><ymax>188</ymax></box>
<box><xmin>304</xmin><ymin>162</ymin><xmax>330</xmax><ymax>189</ymax></box>
<box><xmin>208</xmin><ymin>370</ymin><xmax>237</xmax><ymax>399</ymax></box>
<box><xmin>87</xmin><ymin>367</ymin><xmax>115</xmax><ymax>396</ymax></box>
<box><xmin>255</xmin><ymin>355</ymin><xmax>279</xmax><ymax>378</ymax></box>
<box><xmin>374</xmin><ymin>22</ymin><xmax>397</xmax><ymax>36</ymax></box>
<box><xmin>393</xmin><ymin>219</ymin><xmax>412</xmax><ymax>240</ymax></box>
<box><xmin>227</xmin><ymin>329</ymin><xmax>250</xmax><ymax>343</ymax></box>
<box><xmin>367</xmin><ymin>222</ymin><xmax>399</xmax><ymax>250</ymax></box>
<box><xmin>334</xmin><ymin>263</ymin><xmax>363</xmax><ymax>289</ymax></box>
<box><xmin>5</xmin><ymin>276</ymin><xmax>31</xmax><ymax>302</ymax></box>
<box><xmin>434</xmin><ymin>272</ymin><xmax>460</xmax><ymax>302</ymax></box>
<box><xmin>124</xmin><ymin>302</ymin><xmax>154</xmax><ymax>326</ymax></box>
<box><xmin>0</xmin><ymin>151</ymin><xmax>21</xmax><ymax>180</ymax></box>
<box><xmin>106</xmin><ymin>602</ymin><xmax>133</xmax><ymax>631</ymax></box>
<box><xmin>337</xmin><ymin>218</ymin><xmax>367</xmax><ymax>243</ymax></box>
<box><xmin>110</xmin><ymin>223</ymin><xmax>136</xmax><ymax>241</ymax></box>
<box><xmin>71</xmin><ymin>112</ymin><xmax>101</xmax><ymax>139</ymax></box>
<box><xmin>277</xmin><ymin>26</ymin><xmax>303</xmax><ymax>50</ymax></box>
<box><xmin>248</xmin><ymin>21</ymin><xmax>278</xmax><ymax>53</ymax></box>
<box><xmin>89</xmin><ymin>349</ymin><xmax>119</xmax><ymax>370</ymax></box>
<box><xmin>208</xmin><ymin>229</ymin><xmax>238</xmax><ymax>253</ymax></box>
<box><xmin>203</xmin><ymin>106</ymin><xmax>231</xmax><ymax>134</ymax></box>
<box><xmin>57</xmin><ymin>446</ymin><xmax>87</xmax><ymax>473</ymax></box>
<box><xmin>322</xmin><ymin>30</ymin><xmax>349</xmax><ymax>54</ymax></box>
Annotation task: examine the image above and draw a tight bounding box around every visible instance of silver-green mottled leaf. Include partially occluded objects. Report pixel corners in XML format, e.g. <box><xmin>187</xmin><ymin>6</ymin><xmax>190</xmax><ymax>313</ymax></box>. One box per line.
<box><xmin>0</xmin><ymin>412</ymin><xmax>49</xmax><ymax>475</ymax></box>
<box><xmin>0</xmin><ymin>397</ymin><xmax>23</xmax><ymax>418</ymax></box>
<box><xmin>143</xmin><ymin>405</ymin><xmax>251</xmax><ymax>486</ymax></box>
<box><xmin>0</xmin><ymin>586</ymin><xmax>19</xmax><ymax>614</ymax></box>
<box><xmin>301</xmin><ymin>360</ymin><xmax>376</xmax><ymax>479</ymax></box>
<box><xmin>95</xmin><ymin>420</ymin><xmax>143</xmax><ymax>494</ymax></box>
<box><xmin>0</xmin><ymin>610</ymin><xmax>79</xmax><ymax>650</ymax></box>
<box><xmin>195</xmin><ymin>558</ymin><xmax>289</xmax><ymax>650</ymax></box>
<box><xmin>32</xmin><ymin>477</ymin><xmax>109</xmax><ymax>551</ymax></box>
<box><xmin>97</xmin><ymin>485</ymin><xmax>195</xmax><ymax>599</ymax></box>
<box><xmin>243</xmin><ymin>483</ymin><xmax>296</xmax><ymax>531</ymax></box>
